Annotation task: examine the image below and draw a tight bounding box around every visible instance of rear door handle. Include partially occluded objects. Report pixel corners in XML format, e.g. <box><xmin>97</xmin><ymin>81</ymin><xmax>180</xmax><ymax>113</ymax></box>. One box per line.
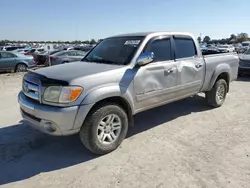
<box><xmin>195</xmin><ymin>63</ymin><xmax>203</xmax><ymax>68</ymax></box>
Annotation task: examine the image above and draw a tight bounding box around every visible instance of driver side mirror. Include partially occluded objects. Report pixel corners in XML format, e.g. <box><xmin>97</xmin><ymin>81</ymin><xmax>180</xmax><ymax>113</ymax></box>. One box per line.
<box><xmin>136</xmin><ymin>52</ymin><xmax>154</xmax><ymax>66</ymax></box>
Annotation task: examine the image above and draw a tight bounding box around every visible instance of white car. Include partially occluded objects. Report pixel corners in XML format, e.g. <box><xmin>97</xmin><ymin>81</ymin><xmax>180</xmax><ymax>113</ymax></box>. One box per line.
<box><xmin>242</xmin><ymin>41</ymin><xmax>250</xmax><ymax>50</ymax></box>
<box><xmin>12</xmin><ymin>49</ymin><xmax>30</xmax><ymax>55</ymax></box>
<box><xmin>218</xmin><ymin>45</ymin><xmax>235</xmax><ymax>52</ymax></box>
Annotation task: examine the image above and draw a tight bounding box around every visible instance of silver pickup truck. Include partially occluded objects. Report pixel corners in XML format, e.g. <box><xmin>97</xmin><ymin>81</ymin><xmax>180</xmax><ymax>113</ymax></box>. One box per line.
<box><xmin>18</xmin><ymin>32</ymin><xmax>239</xmax><ymax>154</ymax></box>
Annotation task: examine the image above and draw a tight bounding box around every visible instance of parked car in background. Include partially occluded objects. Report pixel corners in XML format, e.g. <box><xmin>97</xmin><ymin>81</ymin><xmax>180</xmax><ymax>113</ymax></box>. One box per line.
<box><xmin>0</xmin><ymin>51</ymin><xmax>36</xmax><ymax>72</ymax></box>
<box><xmin>72</xmin><ymin>45</ymin><xmax>93</xmax><ymax>52</ymax></box>
<box><xmin>218</xmin><ymin>45</ymin><xmax>235</xmax><ymax>52</ymax></box>
<box><xmin>33</xmin><ymin>50</ymin><xmax>63</xmax><ymax>65</ymax></box>
<box><xmin>23</xmin><ymin>48</ymin><xmax>44</xmax><ymax>56</ymax></box>
<box><xmin>238</xmin><ymin>48</ymin><xmax>250</xmax><ymax>75</ymax></box>
<box><xmin>18</xmin><ymin>31</ymin><xmax>239</xmax><ymax>154</ymax></box>
<box><xmin>200</xmin><ymin>44</ymin><xmax>207</xmax><ymax>52</ymax></box>
<box><xmin>12</xmin><ymin>49</ymin><xmax>30</xmax><ymax>55</ymax></box>
<box><xmin>45</xmin><ymin>50</ymin><xmax>87</xmax><ymax>66</ymax></box>
<box><xmin>2</xmin><ymin>46</ymin><xmax>19</xmax><ymax>51</ymax></box>
<box><xmin>241</xmin><ymin>41</ymin><xmax>250</xmax><ymax>51</ymax></box>
<box><xmin>202</xmin><ymin>47</ymin><xmax>221</xmax><ymax>55</ymax></box>
<box><xmin>233</xmin><ymin>43</ymin><xmax>243</xmax><ymax>53</ymax></box>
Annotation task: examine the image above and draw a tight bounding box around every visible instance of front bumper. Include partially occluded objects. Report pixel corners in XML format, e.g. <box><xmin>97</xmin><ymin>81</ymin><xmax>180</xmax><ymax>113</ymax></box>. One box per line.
<box><xmin>28</xmin><ymin>64</ymin><xmax>36</xmax><ymax>68</ymax></box>
<box><xmin>18</xmin><ymin>92</ymin><xmax>93</xmax><ymax>136</ymax></box>
<box><xmin>238</xmin><ymin>66</ymin><xmax>250</xmax><ymax>73</ymax></box>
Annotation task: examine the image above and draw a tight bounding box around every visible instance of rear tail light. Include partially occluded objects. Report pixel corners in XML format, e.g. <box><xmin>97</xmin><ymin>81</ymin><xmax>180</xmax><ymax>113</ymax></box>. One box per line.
<box><xmin>50</xmin><ymin>57</ymin><xmax>56</xmax><ymax>61</ymax></box>
<box><xmin>24</xmin><ymin>52</ymin><xmax>28</xmax><ymax>56</ymax></box>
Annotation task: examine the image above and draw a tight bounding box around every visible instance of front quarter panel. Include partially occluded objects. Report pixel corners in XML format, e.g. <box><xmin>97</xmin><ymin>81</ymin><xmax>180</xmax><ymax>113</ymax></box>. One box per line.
<box><xmin>81</xmin><ymin>85</ymin><xmax>135</xmax><ymax>113</ymax></box>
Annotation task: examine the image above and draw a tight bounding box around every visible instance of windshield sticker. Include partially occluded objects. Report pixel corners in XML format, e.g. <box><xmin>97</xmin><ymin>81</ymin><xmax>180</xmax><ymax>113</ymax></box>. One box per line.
<box><xmin>124</xmin><ymin>40</ymin><xmax>141</xmax><ymax>45</ymax></box>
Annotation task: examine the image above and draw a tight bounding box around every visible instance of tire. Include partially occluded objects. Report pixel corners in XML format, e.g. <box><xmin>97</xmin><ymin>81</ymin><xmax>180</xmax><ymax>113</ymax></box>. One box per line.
<box><xmin>79</xmin><ymin>103</ymin><xmax>128</xmax><ymax>155</ymax></box>
<box><xmin>206</xmin><ymin>79</ymin><xmax>228</xmax><ymax>108</ymax></box>
<box><xmin>238</xmin><ymin>72</ymin><xmax>243</xmax><ymax>77</ymax></box>
<box><xmin>15</xmin><ymin>63</ymin><xmax>28</xmax><ymax>72</ymax></box>
<box><xmin>62</xmin><ymin>61</ymin><xmax>69</xmax><ymax>64</ymax></box>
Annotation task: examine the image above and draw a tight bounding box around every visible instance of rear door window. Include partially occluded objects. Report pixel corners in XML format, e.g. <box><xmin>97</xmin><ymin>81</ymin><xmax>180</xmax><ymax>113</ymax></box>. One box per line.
<box><xmin>1</xmin><ymin>52</ymin><xmax>16</xmax><ymax>58</ymax></box>
<box><xmin>174</xmin><ymin>37</ymin><xmax>197</xmax><ymax>59</ymax></box>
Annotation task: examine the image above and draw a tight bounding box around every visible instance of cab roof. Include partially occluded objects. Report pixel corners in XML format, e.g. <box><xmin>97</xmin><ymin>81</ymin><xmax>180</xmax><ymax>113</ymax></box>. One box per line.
<box><xmin>109</xmin><ymin>31</ymin><xmax>193</xmax><ymax>38</ymax></box>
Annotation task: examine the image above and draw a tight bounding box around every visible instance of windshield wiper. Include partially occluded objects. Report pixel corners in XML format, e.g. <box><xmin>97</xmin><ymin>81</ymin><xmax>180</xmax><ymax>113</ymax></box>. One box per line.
<box><xmin>82</xmin><ymin>58</ymin><xmax>119</xmax><ymax>65</ymax></box>
<box><xmin>81</xmin><ymin>57</ymin><xmax>90</xmax><ymax>62</ymax></box>
<box><xmin>93</xmin><ymin>59</ymin><xmax>118</xmax><ymax>65</ymax></box>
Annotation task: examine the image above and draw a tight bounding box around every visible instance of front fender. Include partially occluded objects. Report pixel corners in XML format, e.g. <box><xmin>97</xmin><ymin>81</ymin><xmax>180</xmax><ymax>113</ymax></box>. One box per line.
<box><xmin>208</xmin><ymin>63</ymin><xmax>230</xmax><ymax>90</ymax></box>
<box><xmin>81</xmin><ymin>85</ymin><xmax>135</xmax><ymax>113</ymax></box>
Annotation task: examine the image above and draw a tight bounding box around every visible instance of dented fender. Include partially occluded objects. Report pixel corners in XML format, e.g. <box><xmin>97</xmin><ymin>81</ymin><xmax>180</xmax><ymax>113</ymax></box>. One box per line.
<box><xmin>81</xmin><ymin>85</ymin><xmax>135</xmax><ymax>113</ymax></box>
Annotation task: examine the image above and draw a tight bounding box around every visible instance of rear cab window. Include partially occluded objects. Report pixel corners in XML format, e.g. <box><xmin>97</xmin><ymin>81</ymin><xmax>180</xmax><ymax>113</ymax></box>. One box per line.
<box><xmin>173</xmin><ymin>36</ymin><xmax>197</xmax><ymax>59</ymax></box>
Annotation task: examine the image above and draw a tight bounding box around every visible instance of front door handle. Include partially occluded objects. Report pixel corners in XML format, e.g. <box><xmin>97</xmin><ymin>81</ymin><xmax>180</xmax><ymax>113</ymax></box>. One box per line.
<box><xmin>195</xmin><ymin>63</ymin><xmax>203</xmax><ymax>68</ymax></box>
<box><xmin>164</xmin><ymin>68</ymin><xmax>174</xmax><ymax>76</ymax></box>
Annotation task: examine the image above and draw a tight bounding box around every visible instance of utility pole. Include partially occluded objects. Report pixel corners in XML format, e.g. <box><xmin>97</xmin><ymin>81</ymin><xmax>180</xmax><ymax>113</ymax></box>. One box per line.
<box><xmin>47</xmin><ymin>44</ymin><xmax>51</xmax><ymax>66</ymax></box>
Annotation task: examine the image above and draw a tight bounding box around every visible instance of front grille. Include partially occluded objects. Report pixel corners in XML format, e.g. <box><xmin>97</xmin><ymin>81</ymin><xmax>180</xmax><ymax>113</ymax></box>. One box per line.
<box><xmin>22</xmin><ymin>80</ymin><xmax>40</xmax><ymax>101</ymax></box>
<box><xmin>240</xmin><ymin>60</ymin><xmax>250</xmax><ymax>67</ymax></box>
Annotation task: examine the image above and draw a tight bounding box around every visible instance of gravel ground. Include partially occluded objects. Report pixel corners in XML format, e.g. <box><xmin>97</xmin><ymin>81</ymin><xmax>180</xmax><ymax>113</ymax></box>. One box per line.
<box><xmin>0</xmin><ymin>73</ymin><xmax>250</xmax><ymax>188</ymax></box>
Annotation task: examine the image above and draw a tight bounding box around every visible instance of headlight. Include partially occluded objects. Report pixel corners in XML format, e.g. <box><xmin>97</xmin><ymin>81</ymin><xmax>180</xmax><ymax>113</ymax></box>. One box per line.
<box><xmin>43</xmin><ymin>86</ymin><xmax>83</xmax><ymax>103</ymax></box>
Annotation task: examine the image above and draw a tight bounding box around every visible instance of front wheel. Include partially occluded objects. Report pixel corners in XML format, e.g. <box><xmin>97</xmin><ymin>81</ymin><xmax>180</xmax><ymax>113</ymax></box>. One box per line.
<box><xmin>15</xmin><ymin>64</ymin><xmax>27</xmax><ymax>72</ymax></box>
<box><xmin>206</xmin><ymin>79</ymin><xmax>228</xmax><ymax>108</ymax></box>
<box><xmin>79</xmin><ymin>103</ymin><xmax>128</xmax><ymax>155</ymax></box>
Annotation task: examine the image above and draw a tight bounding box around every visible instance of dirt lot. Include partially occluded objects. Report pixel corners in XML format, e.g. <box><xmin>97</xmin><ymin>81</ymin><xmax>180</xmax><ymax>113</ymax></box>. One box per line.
<box><xmin>0</xmin><ymin>73</ymin><xmax>250</xmax><ymax>188</ymax></box>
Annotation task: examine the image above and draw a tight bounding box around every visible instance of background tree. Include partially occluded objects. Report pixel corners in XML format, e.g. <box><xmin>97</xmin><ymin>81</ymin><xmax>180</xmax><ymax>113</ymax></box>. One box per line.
<box><xmin>0</xmin><ymin>40</ymin><xmax>6</xmax><ymax>46</ymax></box>
<box><xmin>203</xmin><ymin>36</ymin><xmax>211</xmax><ymax>43</ymax></box>
<box><xmin>237</xmin><ymin>33</ymin><xmax>249</xmax><ymax>43</ymax></box>
<box><xmin>197</xmin><ymin>37</ymin><xmax>202</xmax><ymax>43</ymax></box>
<box><xmin>230</xmin><ymin>34</ymin><xmax>236</xmax><ymax>40</ymax></box>
<box><xmin>83</xmin><ymin>40</ymin><xmax>90</xmax><ymax>44</ymax></box>
<box><xmin>90</xmin><ymin>39</ymin><xmax>97</xmax><ymax>44</ymax></box>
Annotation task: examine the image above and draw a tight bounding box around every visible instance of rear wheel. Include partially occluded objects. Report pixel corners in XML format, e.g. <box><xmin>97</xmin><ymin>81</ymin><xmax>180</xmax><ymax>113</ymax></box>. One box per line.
<box><xmin>62</xmin><ymin>61</ymin><xmax>69</xmax><ymax>64</ymax></box>
<box><xmin>206</xmin><ymin>79</ymin><xmax>227</xmax><ymax>107</ymax></box>
<box><xmin>79</xmin><ymin>103</ymin><xmax>128</xmax><ymax>155</ymax></box>
<box><xmin>15</xmin><ymin>64</ymin><xmax>27</xmax><ymax>72</ymax></box>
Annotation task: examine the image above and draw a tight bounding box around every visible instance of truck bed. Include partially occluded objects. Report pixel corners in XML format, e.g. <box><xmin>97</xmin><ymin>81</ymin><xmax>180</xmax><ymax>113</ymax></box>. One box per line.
<box><xmin>201</xmin><ymin>52</ymin><xmax>239</xmax><ymax>92</ymax></box>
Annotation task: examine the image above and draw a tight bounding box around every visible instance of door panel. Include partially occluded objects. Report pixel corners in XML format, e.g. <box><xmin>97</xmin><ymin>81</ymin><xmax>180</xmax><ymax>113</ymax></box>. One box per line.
<box><xmin>134</xmin><ymin>61</ymin><xmax>178</xmax><ymax>105</ymax></box>
<box><xmin>133</xmin><ymin>36</ymin><xmax>178</xmax><ymax>111</ymax></box>
<box><xmin>176</xmin><ymin>58</ymin><xmax>205</xmax><ymax>96</ymax></box>
<box><xmin>0</xmin><ymin>52</ymin><xmax>17</xmax><ymax>71</ymax></box>
<box><xmin>173</xmin><ymin>36</ymin><xmax>205</xmax><ymax>97</ymax></box>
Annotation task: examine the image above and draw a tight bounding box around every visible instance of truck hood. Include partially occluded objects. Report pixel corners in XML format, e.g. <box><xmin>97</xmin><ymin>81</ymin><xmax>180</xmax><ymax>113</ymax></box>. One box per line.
<box><xmin>34</xmin><ymin>61</ymin><xmax>124</xmax><ymax>82</ymax></box>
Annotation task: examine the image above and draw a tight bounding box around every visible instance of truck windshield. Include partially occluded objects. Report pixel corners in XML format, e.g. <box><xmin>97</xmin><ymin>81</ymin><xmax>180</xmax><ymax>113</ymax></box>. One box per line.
<box><xmin>82</xmin><ymin>36</ymin><xmax>144</xmax><ymax>65</ymax></box>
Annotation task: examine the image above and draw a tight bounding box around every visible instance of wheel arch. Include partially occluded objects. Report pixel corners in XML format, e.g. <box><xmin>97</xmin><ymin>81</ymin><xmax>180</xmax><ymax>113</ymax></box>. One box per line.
<box><xmin>88</xmin><ymin>96</ymin><xmax>134</xmax><ymax>127</ymax></box>
<box><xmin>80</xmin><ymin>85</ymin><xmax>135</xmax><ymax>127</ymax></box>
<box><xmin>209</xmin><ymin>64</ymin><xmax>230</xmax><ymax>92</ymax></box>
<box><xmin>15</xmin><ymin>62</ymin><xmax>28</xmax><ymax>72</ymax></box>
